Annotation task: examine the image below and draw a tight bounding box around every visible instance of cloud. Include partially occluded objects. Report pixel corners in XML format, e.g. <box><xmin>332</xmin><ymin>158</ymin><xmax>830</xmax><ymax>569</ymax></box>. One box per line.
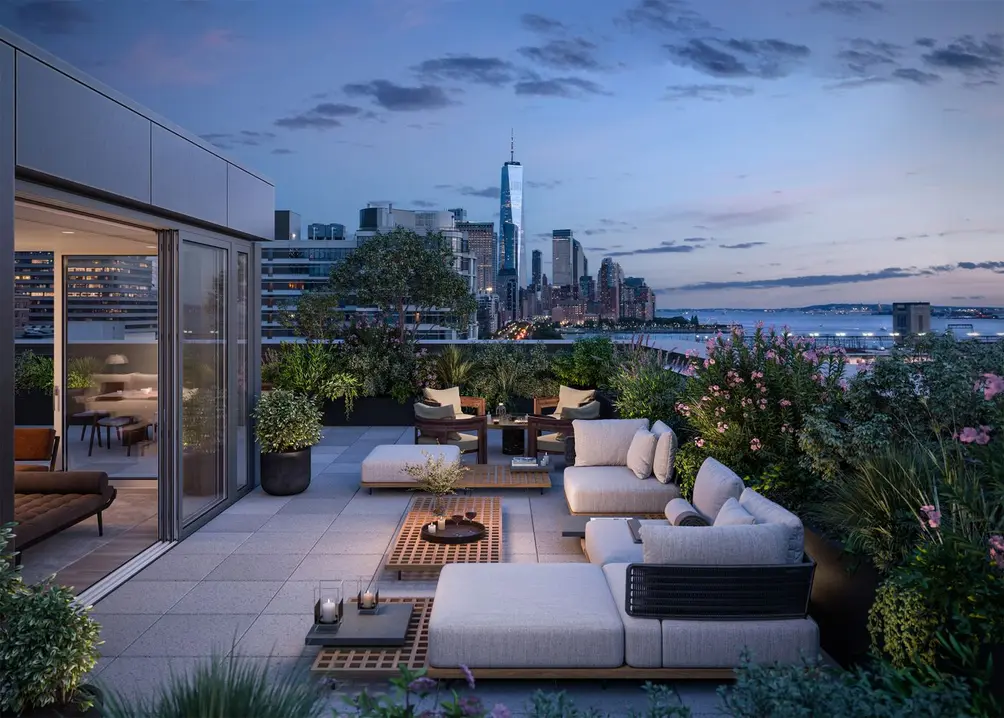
<box><xmin>274</xmin><ymin>102</ymin><xmax>365</xmax><ymax>130</ymax></box>
<box><xmin>514</xmin><ymin>75</ymin><xmax>608</xmax><ymax>97</ymax></box>
<box><xmin>666</xmin><ymin>38</ymin><xmax>810</xmax><ymax>79</ymax></box>
<box><xmin>814</xmin><ymin>0</ymin><xmax>884</xmax><ymax>16</ymax></box>
<box><xmin>667</xmin><ymin>260</ymin><xmax>1004</xmax><ymax>292</ymax></box>
<box><xmin>915</xmin><ymin>38</ymin><xmax>937</xmax><ymax>48</ymax></box>
<box><xmin>14</xmin><ymin>0</ymin><xmax>92</xmax><ymax>34</ymax></box>
<box><xmin>622</xmin><ymin>0</ymin><xmax>715</xmax><ymax>34</ymax></box>
<box><xmin>607</xmin><ymin>241</ymin><xmax>698</xmax><ymax>257</ymax></box>
<box><xmin>921</xmin><ymin>34</ymin><xmax>1004</xmax><ymax>77</ymax></box>
<box><xmin>412</xmin><ymin>56</ymin><xmax>516</xmax><ymax>86</ymax></box>
<box><xmin>719</xmin><ymin>241</ymin><xmax>767</xmax><ymax>249</ymax></box>
<box><xmin>271</xmin><ymin>148</ymin><xmax>294</xmax><ymax>155</ymax></box>
<box><xmin>123</xmin><ymin>29</ymin><xmax>240</xmax><ymax>86</ymax></box>
<box><xmin>836</xmin><ymin>38</ymin><xmax>900</xmax><ymax>74</ymax></box>
<box><xmin>663</xmin><ymin>83</ymin><xmax>754</xmax><ymax>101</ymax></box>
<box><xmin>519</xmin><ymin>38</ymin><xmax>601</xmax><ymax>71</ymax></box>
<box><xmin>452</xmin><ymin>185</ymin><xmax>500</xmax><ymax>199</ymax></box>
<box><xmin>683</xmin><ymin>237</ymin><xmax>710</xmax><ymax>242</ymax></box>
<box><xmin>893</xmin><ymin>67</ymin><xmax>941</xmax><ymax>85</ymax></box>
<box><xmin>665</xmin><ymin>203</ymin><xmax>800</xmax><ymax>229</ymax></box>
<box><xmin>200</xmin><ymin>130</ymin><xmax>277</xmax><ymax>149</ymax></box>
<box><xmin>411</xmin><ymin>200</ymin><xmax>438</xmax><ymax>208</ymax></box>
<box><xmin>521</xmin><ymin>13</ymin><xmax>565</xmax><ymax>34</ymax></box>
<box><xmin>526</xmin><ymin>180</ymin><xmax>562</xmax><ymax>189</ymax></box>
<box><xmin>343</xmin><ymin>80</ymin><xmax>455</xmax><ymax>111</ymax></box>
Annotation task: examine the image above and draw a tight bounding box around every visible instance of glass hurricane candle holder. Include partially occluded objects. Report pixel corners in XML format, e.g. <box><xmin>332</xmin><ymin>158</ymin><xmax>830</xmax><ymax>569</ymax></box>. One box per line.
<box><xmin>357</xmin><ymin>578</ymin><xmax>380</xmax><ymax>614</ymax></box>
<box><xmin>314</xmin><ymin>581</ymin><xmax>343</xmax><ymax>626</ymax></box>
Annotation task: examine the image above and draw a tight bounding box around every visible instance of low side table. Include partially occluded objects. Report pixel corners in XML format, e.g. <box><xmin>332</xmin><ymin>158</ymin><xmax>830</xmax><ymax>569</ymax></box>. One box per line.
<box><xmin>305</xmin><ymin>602</ymin><xmax>414</xmax><ymax>647</ymax></box>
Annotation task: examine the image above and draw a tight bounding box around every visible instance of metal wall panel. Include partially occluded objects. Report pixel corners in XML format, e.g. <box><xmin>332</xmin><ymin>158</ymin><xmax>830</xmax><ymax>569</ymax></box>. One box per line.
<box><xmin>226</xmin><ymin>165</ymin><xmax>274</xmax><ymax>240</ymax></box>
<box><xmin>15</xmin><ymin>54</ymin><xmax>152</xmax><ymax>203</ymax></box>
<box><xmin>151</xmin><ymin>124</ymin><xmax>228</xmax><ymax>227</ymax></box>
<box><xmin>0</xmin><ymin>42</ymin><xmax>14</xmax><ymax>530</ymax></box>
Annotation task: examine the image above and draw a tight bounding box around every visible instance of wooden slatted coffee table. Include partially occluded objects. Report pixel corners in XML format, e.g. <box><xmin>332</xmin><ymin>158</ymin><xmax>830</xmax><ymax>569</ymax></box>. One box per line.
<box><xmin>386</xmin><ymin>496</ymin><xmax>501</xmax><ymax>579</ymax></box>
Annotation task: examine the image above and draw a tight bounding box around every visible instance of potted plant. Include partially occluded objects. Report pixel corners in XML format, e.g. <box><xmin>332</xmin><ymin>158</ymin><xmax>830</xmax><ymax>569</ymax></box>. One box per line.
<box><xmin>404</xmin><ymin>450</ymin><xmax>468</xmax><ymax>517</ymax></box>
<box><xmin>66</xmin><ymin>356</ymin><xmax>102</xmax><ymax>419</ymax></box>
<box><xmin>0</xmin><ymin>524</ymin><xmax>103</xmax><ymax>717</ymax></box>
<box><xmin>182</xmin><ymin>387</ymin><xmax>223</xmax><ymax>497</ymax></box>
<box><xmin>14</xmin><ymin>350</ymin><xmax>55</xmax><ymax>426</ymax></box>
<box><xmin>253</xmin><ymin>389</ymin><xmax>322</xmax><ymax>496</ymax></box>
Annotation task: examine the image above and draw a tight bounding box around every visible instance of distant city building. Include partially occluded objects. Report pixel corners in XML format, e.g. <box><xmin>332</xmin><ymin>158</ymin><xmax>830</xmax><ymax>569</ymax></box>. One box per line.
<box><xmin>531</xmin><ymin>249</ymin><xmax>542</xmax><ymax>290</ymax></box>
<box><xmin>572</xmin><ymin>239</ymin><xmax>587</xmax><ymax>297</ymax></box>
<box><xmin>457</xmin><ymin>220</ymin><xmax>495</xmax><ymax>293</ymax></box>
<box><xmin>448</xmin><ymin>208</ymin><xmax>467</xmax><ymax>223</ymax></box>
<box><xmin>307</xmin><ymin>223</ymin><xmax>346</xmax><ymax>240</ymax></box>
<box><xmin>621</xmin><ymin>276</ymin><xmax>656</xmax><ymax>321</ymax></box>
<box><xmin>552</xmin><ymin>300</ymin><xmax>588</xmax><ymax>324</ymax></box>
<box><xmin>476</xmin><ymin>292</ymin><xmax>500</xmax><ymax>337</ymax></box>
<box><xmin>598</xmin><ymin>257</ymin><xmax>623</xmax><ymax>320</ymax></box>
<box><xmin>499</xmin><ymin>132</ymin><xmax>524</xmax><ymax>300</ymax></box>
<box><xmin>551</xmin><ymin>229</ymin><xmax>573</xmax><ymax>287</ymax></box>
<box><xmin>892</xmin><ymin>302</ymin><xmax>931</xmax><ymax>335</ymax></box>
<box><xmin>579</xmin><ymin>275</ymin><xmax>596</xmax><ymax>303</ymax></box>
<box><xmin>275</xmin><ymin>210</ymin><xmax>301</xmax><ymax>241</ymax></box>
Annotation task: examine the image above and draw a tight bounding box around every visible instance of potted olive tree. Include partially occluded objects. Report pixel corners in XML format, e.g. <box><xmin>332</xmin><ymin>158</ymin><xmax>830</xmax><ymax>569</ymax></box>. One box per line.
<box><xmin>253</xmin><ymin>389</ymin><xmax>322</xmax><ymax>496</ymax></box>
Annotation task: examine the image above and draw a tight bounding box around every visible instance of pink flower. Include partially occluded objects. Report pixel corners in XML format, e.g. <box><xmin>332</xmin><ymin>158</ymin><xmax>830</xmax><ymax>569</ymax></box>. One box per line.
<box><xmin>779</xmin><ymin>399</ymin><xmax>792</xmax><ymax>407</ymax></box>
<box><xmin>766</xmin><ymin>350</ymin><xmax>777</xmax><ymax>360</ymax></box>
<box><xmin>750</xmin><ymin>438</ymin><xmax>762</xmax><ymax>451</ymax></box>
<box><xmin>804</xmin><ymin>350</ymin><xmax>818</xmax><ymax>363</ymax></box>
<box><xmin>708</xmin><ymin>358</ymin><xmax>716</xmax><ymax>366</ymax></box>
<box><xmin>695</xmin><ymin>437</ymin><xmax>705</xmax><ymax>448</ymax></box>
<box><xmin>980</xmin><ymin>373</ymin><xmax>1004</xmax><ymax>401</ymax></box>
<box><xmin>958</xmin><ymin>426</ymin><xmax>991</xmax><ymax>445</ymax></box>
<box><xmin>990</xmin><ymin>535</ymin><xmax>1004</xmax><ymax>570</ymax></box>
<box><xmin>716</xmin><ymin>422</ymin><xmax>729</xmax><ymax>433</ymax></box>
<box><xmin>920</xmin><ymin>505</ymin><xmax>941</xmax><ymax>529</ymax></box>
<box><xmin>490</xmin><ymin>705</ymin><xmax>513</xmax><ymax>718</ymax></box>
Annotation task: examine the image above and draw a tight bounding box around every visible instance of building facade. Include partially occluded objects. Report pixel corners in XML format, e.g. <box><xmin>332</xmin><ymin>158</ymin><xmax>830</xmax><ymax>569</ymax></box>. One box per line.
<box><xmin>307</xmin><ymin>222</ymin><xmax>345</xmax><ymax>240</ymax></box>
<box><xmin>598</xmin><ymin>257</ymin><xmax>623</xmax><ymax>320</ymax></box>
<box><xmin>274</xmin><ymin>210</ymin><xmax>301</xmax><ymax>241</ymax></box>
<box><xmin>457</xmin><ymin>220</ymin><xmax>495</xmax><ymax>293</ymax></box>
<box><xmin>531</xmin><ymin>248</ymin><xmax>542</xmax><ymax>290</ymax></box>
<box><xmin>499</xmin><ymin>140</ymin><xmax>524</xmax><ymax>297</ymax></box>
<box><xmin>892</xmin><ymin>302</ymin><xmax>932</xmax><ymax>335</ymax></box>
<box><xmin>551</xmin><ymin>229</ymin><xmax>573</xmax><ymax>287</ymax></box>
<box><xmin>621</xmin><ymin>276</ymin><xmax>656</xmax><ymax>321</ymax></box>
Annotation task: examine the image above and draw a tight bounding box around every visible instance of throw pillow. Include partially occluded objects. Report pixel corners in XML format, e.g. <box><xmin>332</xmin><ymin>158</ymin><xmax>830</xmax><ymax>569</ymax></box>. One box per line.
<box><xmin>665</xmin><ymin>497</ymin><xmax>709</xmax><ymax>526</ymax></box>
<box><xmin>714</xmin><ymin>497</ymin><xmax>756</xmax><ymax>526</ymax></box>
<box><xmin>423</xmin><ymin>386</ymin><xmax>463</xmax><ymax>417</ymax></box>
<box><xmin>413</xmin><ymin>402</ymin><xmax>461</xmax><ymax>441</ymax></box>
<box><xmin>554</xmin><ymin>385</ymin><xmax>595</xmax><ymax>415</ymax></box>
<box><xmin>650</xmin><ymin>422</ymin><xmax>678</xmax><ymax>484</ymax></box>
<box><xmin>559</xmin><ymin>400</ymin><xmax>601</xmax><ymax>420</ymax></box>
<box><xmin>626</xmin><ymin>428</ymin><xmax>658</xmax><ymax>479</ymax></box>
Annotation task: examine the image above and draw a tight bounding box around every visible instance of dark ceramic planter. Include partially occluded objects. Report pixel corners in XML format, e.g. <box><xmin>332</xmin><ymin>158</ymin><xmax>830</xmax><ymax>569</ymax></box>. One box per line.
<box><xmin>15</xmin><ymin>391</ymin><xmax>54</xmax><ymax>426</ymax></box>
<box><xmin>321</xmin><ymin>397</ymin><xmax>416</xmax><ymax>426</ymax></box>
<box><xmin>17</xmin><ymin>685</ymin><xmax>102</xmax><ymax>717</ymax></box>
<box><xmin>803</xmin><ymin>527</ymin><xmax>880</xmax><ymax>667</ymax></box>
<box><xmin>261</xmin><ymin>447</ymin><xmax>311</xmax><ymax>496</ymax></box>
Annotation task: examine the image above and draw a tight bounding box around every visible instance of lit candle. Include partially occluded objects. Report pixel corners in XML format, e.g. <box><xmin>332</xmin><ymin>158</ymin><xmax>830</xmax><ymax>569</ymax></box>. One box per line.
<box><xmin>362</xmin><ymin>591</ymin><xmax>376</xmax><ymax>609</ymax></box>
<box><xmin>320</xmin><ymin>598</ymin><xmax>338</xmax><ymax>623</ymax></box>
<box><xmin>428</xmin><ymin>523</ymin><xmax>437</xmax><ymax>535</ymax></box>
<box><xmin>437</xmin><ymin>517</ymin><xmax>447</xmax><ymax>531</ymax></box>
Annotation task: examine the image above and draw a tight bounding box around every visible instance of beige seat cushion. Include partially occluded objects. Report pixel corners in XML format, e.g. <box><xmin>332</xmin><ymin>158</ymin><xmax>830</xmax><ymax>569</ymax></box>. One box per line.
<box><xmin>661</xmin><ymin>617</ymin><xmax>819</xmax><ymax>668</ymax></box>
<box><xmin>555</xmin><ymin>385</ymin><xmax>595</xmax><ymax>415</ymax></box>
<box><xmin>626</xmin><ymin>429</ymin><xmax>657</xmax><ymax>479</ymax></box>
<box><xmin>584</xmin><ymin>518</ymin><xmax>650</xmax><ymax>566</ymax></box>
<box><xmin>564</xmin><ymin>466</ymin><xmax>680</xmax><ymax>514</ymax></box>
<box><xmin>650</xmin><ymin>421</ymin><xmax>678</xmax><ymax>484</ymax></box>
<box><xmin>423</xmin><ymin>386</ymin><xmax>462</xmax><ymax>415</ymax></box>
<box><xmin>428</xmin><ymin>564</ymin><xmax>624</xmax><ymax>668</ymax></box>
<box><xmin>691</xmin><ymin>458</ymin><xmax>745</xmax><ymax>522</ymax></box>
<box><xmin>740</xmin><ymin>487</ymin><xmax>805</xmax><ymax>563</ymax></box>
<box><xmin>361</xmin><ymin>444</ymin><xmax>461</xmax><ymax>483</ymax></box>
<box><xmin>417</xmin><ymin>432</ymin><xmax>478</xmax><ymax>452</ymax></box>
<box><xmin>536</xmin><ymin>431</ymin><xmax>565</xmax><ymax>453</ymax></box>
<box><xmin>572</xmin><ymin>419</ymin><xmax>650</xmax><ymax>467</ymax></box>
<box><xmin>603</xmin><ymin>563</ymin><xmax>662</xmax><ymax>668</ymax></box>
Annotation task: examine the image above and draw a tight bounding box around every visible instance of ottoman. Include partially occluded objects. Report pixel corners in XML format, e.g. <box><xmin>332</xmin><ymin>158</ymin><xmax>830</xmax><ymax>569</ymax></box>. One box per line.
<box><xmin>361</xmin><ymin>444</ymin><xmax>461</xmax><ymax>488</ymax></box>
<box><xmin>428</xmin><ymin>563</ymin><xmax>624</xmax><ymax>669</ymax></box>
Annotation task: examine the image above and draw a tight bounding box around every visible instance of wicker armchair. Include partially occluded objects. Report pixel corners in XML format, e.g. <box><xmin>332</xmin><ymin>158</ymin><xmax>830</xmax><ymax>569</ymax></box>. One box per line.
<box><xmin>414</xmin><ymin>408</ymin><xmax>488</xmax><ymax>463</ymax></box>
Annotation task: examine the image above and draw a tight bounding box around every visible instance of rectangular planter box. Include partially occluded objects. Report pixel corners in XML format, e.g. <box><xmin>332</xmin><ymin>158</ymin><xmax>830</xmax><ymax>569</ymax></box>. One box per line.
<box><xmin>322</xmin><ymin>397</ymin><xmax>416</xmax><ymax>426</ymax></box>
<box><xmin>15</xmin><ymin>391</ymin><xmax>54</xmax><ymax>426</ymax></box>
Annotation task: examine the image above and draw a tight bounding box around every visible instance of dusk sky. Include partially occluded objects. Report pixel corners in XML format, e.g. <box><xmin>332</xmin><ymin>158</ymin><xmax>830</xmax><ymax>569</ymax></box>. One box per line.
<box><xmin>3</xmin><ymin>0</ymin><xmax>1003</xmax><ymax>308</ymax></box>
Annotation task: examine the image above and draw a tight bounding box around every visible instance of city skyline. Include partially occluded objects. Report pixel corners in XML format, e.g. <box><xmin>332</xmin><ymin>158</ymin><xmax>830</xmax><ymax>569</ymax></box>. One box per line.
<box><xmin>4</xmin><ymin>1</ymin><xmax>1001</xmax><ymax>308</ymax></box>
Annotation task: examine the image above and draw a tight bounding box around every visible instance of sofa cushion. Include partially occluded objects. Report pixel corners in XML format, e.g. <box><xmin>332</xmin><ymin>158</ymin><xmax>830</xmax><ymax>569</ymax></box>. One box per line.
<box><xmin>565</xmin><ymin>466</ymin><xmax>680</xmax><ymax>514</ymax></box>
<box><xmin>714</xmin><ymin>497</ymin><xmax>756</xmax><ymax>526</ymax></box>
<box><xmin>536</xmin><ymin>432</ymin><xmax>566</xmax><ymax>453</ymax></box>
<box><xmin>572</xmin><ymin>419</ymin><xmax>649</xmax><ymax>467</ymax></box>
<box><xmin>626</xmin><ymin>429</ymin><xmax>657</xmax><ymax>479</ymax></box>
<box><xmin>559</xmin><ymin>400</ymin><xmax>600</xmax><ymax>420</ymax></box>
<box><xmin>665</xmin><ymin>498</ymin><xmax>708</xmax><ymax>527</ymax></box>
<box><xmin>428</xmin><ymin>564</ymin><xmax>624</xmax><ymax>668</ymax></box>
<box><xmin>640</xmin><ymin>523</ymin><xmax>790</xmax><ymax>565</ymax></box>
<box><xmin>740</xmin><ymin>487</ymin><xmax>805</xmax><ymax>564</ymax></box>
<box><xmin>650</xmin><ymin>421</ymin><xmax>678</xmax><ymax>484</ymax></box>
<box><xmin>423</xmin><ymin>386</ymin><xmax>462</xmax><ymax>416</ymax></box>
<box><xmin>603</xmin><ymin>563</ymin><xmax>662</xmax><ymax>668</ymax></box>
<box><xmin>691</xmin><ymin>458</ymin><xmax>745</xmax><ymax>521</ymax></box>
<box><xmin>555</xmin><ymin>385</ymin><xmax>595</xmax><ymax>415</ymax></box>
<box><xmin>361</xmin><ymin>444</ymin><xmax>460</xmax><ymax>484</ymax></box>
<box><xmin>414</xmin><ymin>402</ymin><xmax>455</xmax><ymax>421</ymax></box>
<box><xmin>416</xmin><ymin>433</ymin><xmax>478</xmax><ymax>452</ymax></box>
<box><xmin>661</xmin><ymin>618</ymin><xmax>819</xmax><ymax>668</ymax></box>
<box><xmin>585</xmin><ymin>518</ymin><xmax>645</xmax><ymax>565</ymax></box>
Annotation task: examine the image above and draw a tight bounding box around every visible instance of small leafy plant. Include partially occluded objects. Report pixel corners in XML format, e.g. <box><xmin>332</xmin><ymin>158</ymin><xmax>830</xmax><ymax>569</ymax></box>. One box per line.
<box><xmin>14</xmin><ymin>349</ymin><xmax>54</xmax><ymax>395</ymax></box>
<box><xmin>67</xmin><ymin>356</ymin><xmax>102</xmax><ymax>390</ymax></box>
<box><xmin>253</xmin><ymin>389</ymin><xmax>322</xmax><ymax>454</ymax></box>
<box><xmin>405</xmin><ymin>451</ymin><xmax>468</xmax><ymax>514</ymax></box>
<box><xmin>434</xmin><ymin>344</ymin><xmax>475</xmax><ymax>390</ymax></box>
<box><xmin>551</xmin><ymin>336</ymin><xmax>618</xmax><ymax>390</ymax></box>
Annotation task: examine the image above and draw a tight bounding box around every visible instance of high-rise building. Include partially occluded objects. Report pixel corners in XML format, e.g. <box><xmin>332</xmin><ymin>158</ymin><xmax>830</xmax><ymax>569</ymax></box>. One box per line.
<box><xmin>275</xmin><ymin>210</ymin><xmax>301</xmax><ymax>241</ymax></box>
<box><xmin>448</xmin><ymin>208</ymin><xmax>467</xmax><ymax>223</ymax></box>
<box><xmin>892</xmin><ymin>302</ymin><xmax>931</xmax><ymax>335</ymax></box>
<box><xmin>531</xmin><ymin>249</ymin><xmax>542</xmax><ymax>290</ymax></box>
<box><xmin>551</xmin><ymin>229</ymin><xmax>573</xmax><ymax>287</ymax></box>
<box><xmin>571</xmin><ymin>238</ymin><xmax>586</xmax><ymax>296</ymax></box>
<box><xmin>307</xmin><ymin>223</ymin><xmax>346</xmax><ymax>240</ymax></box>
<box><xmin>499</xmin><ymin>131</ymin><xmax>524</xmax><ymax>295</ymax></box>
<box><xmin>622</xmin><ymin>277</ymin><xmax>656</xmax><ymax>321</ymax></box>
<box><xmin>598</xmin><ymin>257</ymin><xmax>623</xmax><ymax>321</ymax></box>
<box><xmin>457</xmin><ymin>220</ymin><xmax>495</xmax><ymax>293</ymax></box>
<box><xmin>579</xmin><ymin>275</ymin><xmax>596</xmax><ymax>303</ymax></box>
<box><xmin>476</xmin><ymin>292</ymin><xmax>500</xmax><ymax>338</ymax></box>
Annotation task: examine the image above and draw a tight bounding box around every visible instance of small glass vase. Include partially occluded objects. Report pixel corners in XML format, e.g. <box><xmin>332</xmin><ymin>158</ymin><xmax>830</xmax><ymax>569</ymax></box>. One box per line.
<box><xmin>431</xmin><ymin>494</ymin><xmax>448</xmax><ymax>517</ymax></box>
<box><xmin>495</xmin><ymin>403</ymin><xmax>507</xmax><ymax>421</ymax></box>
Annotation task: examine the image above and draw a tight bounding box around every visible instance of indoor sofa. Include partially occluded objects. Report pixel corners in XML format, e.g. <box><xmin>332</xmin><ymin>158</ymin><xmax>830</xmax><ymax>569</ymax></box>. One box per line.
<box><xmin>13</xmin><ymin>471</ymin><xmax>117</xmax><ymax>551</ymax></box>
<box><xmin>563</xmin><ymin>418</ymin><xmax>681</xmax><ymax>515</ymax></box>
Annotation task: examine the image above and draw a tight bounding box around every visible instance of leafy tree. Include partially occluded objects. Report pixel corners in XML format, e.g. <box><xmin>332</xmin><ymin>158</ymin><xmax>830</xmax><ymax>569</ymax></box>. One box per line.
<box><xmin>327</xmin><ymin>227</ymin><xmax>476</xmax><ymax>340</ymax></box>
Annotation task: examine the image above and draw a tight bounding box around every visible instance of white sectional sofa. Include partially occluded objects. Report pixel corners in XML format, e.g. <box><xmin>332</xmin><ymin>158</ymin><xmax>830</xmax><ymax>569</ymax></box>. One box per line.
<box><xmin>427</xmin><ymin>458</ymin><xmax>817</xmax><ymax>678</ymax></box>
<box><xmin>563</xmin><ymin>419</ymin><xmax>682</xmax><ymax>515</ymax></box>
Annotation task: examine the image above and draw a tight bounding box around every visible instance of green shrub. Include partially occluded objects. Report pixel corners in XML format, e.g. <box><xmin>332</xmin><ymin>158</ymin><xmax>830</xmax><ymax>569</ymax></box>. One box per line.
<box><xmin>262</xmin><ymin>341</ymin><xmax>359</xmax><ymax>416</ymax></box>
<box><xmin>252</xmin><ymin>389</ymin><xmax>322</xmax><ymax>454</ymax></box>
<box><xmin>611</xmin><ymin>342</ymin><xmax>685</xmax><ymax>426</ymax></box>
<box><xmin>100</xmin><ymin>652</ymin><xmax>326</xmax><ymax>718</ymax></box>
<box><xmin>67</xmin><ymin>356</ymin><xmax>102</xmax><ymax>390</ymax></box>
<box><xmin>551</xmin><ymin>336</ymin><xmax>618</xmax><ymax>389</ymax></box>
<box><xmin>469</xmin><ymin>343</ymin><xmax>556</xmax><ymax>409</ymax></box>
<box><xmin>14</xmin><ymin>350</ymin><xmax>54</xmax><ymax>395</ymax></box>
<box><xmin>719</xmin><ymin>652</ymin><xmax>972</xmax><ymax>718</ymax></box>
<box><xmin>341</xmin><ymin>319</ymin><xmax>431</xmax><ymax>402</ymax></box>
<box><xmin>0</xmin><ymin>551</ymin><xmax>102</xmax><ymax>715</ymax></box>
<box><xmin>181</xmin><ymin>388</ymin><xmax>223</xmax><ymax>452</ymax></box>
<box><xmin>434</xmin><ymin>344</ymin><xmax>475</xmax><ymax>390</ymax></box>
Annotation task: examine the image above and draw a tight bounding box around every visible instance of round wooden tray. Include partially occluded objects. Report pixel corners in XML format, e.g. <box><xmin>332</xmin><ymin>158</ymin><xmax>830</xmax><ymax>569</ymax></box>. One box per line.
<box><xmin>421</xmin><ymin>518</ymin><xmax>486</xmax><ymax>544</ymax></box>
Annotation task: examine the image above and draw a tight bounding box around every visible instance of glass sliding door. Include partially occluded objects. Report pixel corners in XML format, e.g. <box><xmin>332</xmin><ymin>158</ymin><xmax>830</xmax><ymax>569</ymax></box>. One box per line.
<box><xmin>180</xmin><ymin>240</ymin><xmax>228</xmax><ymax>524</ymax></box>
<box><xmin>235</xmin><ymin>251</ymin><xmax>250</xmax><ymax>491</ymax></box>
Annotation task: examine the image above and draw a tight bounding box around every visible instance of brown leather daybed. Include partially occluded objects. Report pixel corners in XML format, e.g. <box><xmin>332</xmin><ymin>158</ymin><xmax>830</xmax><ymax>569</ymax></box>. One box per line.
<box><xmin>13</xmin><ymin>471</ymin><xmax>117</xmax><ymax>551</ymax></box>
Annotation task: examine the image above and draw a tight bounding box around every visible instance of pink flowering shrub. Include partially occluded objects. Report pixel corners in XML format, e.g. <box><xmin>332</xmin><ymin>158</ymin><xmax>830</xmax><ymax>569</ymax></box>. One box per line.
<box><xmin>677</xmin><ymin>325</ymin><xmax>846</xmax><ymax>507</ymax></box>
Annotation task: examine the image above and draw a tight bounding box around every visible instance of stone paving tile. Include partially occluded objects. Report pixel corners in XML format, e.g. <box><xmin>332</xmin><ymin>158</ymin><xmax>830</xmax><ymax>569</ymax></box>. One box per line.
<box><xmin>235</xmin><ymin>613</ymin><xmax>317</xmax><ymax>657</ymax></box>
<box><xmin>262</xmin><ymin>580</ymin><xmax>317</xmax><ymax>614</ymax></box>
<box><xmin>121</xmin><ymin>614</ymin><xmax>258</xmax><ymax>656</ymax></box>
<box><xmin>289</xmin><ymin>553</ymin><xmax>385</xmax><ymax>582</ymax></box>
<box><xmin>168</xmin><ymin>531</ymin><xmax>252</xmax><ymax>555</ymax></box>
<box><xmin>204</xmin><ymin>553</ymin><xmax>305</xmax><ymax>582</ymax></box>
<box><xmin>233</xmin><ymin>531</ymin><xmax>322</xmax><ymax>555</ymax></box>
<box><xmin>167</xmin><ymin>580</ymin><xmax>284</xmax><ymax>615</ymax></box>
<box><xmin>92</xmin><ymin>580</ymin><xmax>199</xmax><ymax>614</ymax></box>
<box><xmin>276</xmin><ymin>496</ymin><xmax>352</xmax><ymax>516</ymax></box>
<box><xmin>96</xmin><ymin>614</ymin><xmax>160</xmax><ymax>657</ymax></box>
<box><xmin>133</xmin><ymin>552</ymin><xmax>229</xmax><ymax>581</ymax></box>
<box><xmin>201</xmin><ymin>512</ymin><xmax>272</xmax><ymax>533</ymax></box>
<box><xmin>259</xmin><ymin>513</ymin><xmax>335</xmax><ymax>534</ymax></box>
<box><xmin>93</xmin><ymin>656</ymin><xmax>203</xmax><ymax>705</ymax></box>
<box><xmin>310</xmin><ymin>529</ymin><xmax>394</xmax><ymax>555</ymax></box>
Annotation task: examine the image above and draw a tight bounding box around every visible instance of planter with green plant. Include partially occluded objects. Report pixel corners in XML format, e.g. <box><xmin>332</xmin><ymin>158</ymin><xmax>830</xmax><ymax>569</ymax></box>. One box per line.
<box><xmin>468</xmin><ymin>343</ymin><xmax>555</xmax><ymax>415</ymax></box>
<box><xmin>66</xmin><ymin>356</ymin><xmax>102</xmax><ymax>419</ymax></box>
<box><xmin>182</xmin><ymin>387</ymin><xmax>224</xmax><ymax>497</ymax></box>
<box><xmin>14</xmin><ymin>350</ymin><xmax>55</xmax><ymax>426</ymax></box>
<box><xmin>0</xmin><ymin>524</ymin><xmax>103</xmax><ymax>717</ymax></box>
<box><xmin>404</xmin><ymin>450</ymin><xmax>468</xmax><ymax>516</ymax></box>
<box><xmin>253</xmin><ymin>389</ymin><xmax>322</xmax><ymax>496</ymax></box>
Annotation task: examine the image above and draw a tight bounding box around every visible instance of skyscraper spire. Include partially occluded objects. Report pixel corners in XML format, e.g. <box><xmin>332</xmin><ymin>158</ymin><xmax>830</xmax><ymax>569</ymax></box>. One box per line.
<box><xmin>510</xmin><ymin>128</ymin><xmax>514</xmax><ymax>163</ymax></box>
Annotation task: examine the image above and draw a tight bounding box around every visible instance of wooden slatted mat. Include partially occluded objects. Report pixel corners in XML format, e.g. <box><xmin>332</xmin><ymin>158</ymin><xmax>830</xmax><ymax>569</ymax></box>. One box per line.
<box><xmin>386</xmin><ymin>496</ymin><xmax>501</xmax><ymax>578</ymax></box>
<box><xmin>311</xmin><ymin>597</ymin><xmax>432</xmax><ymax>677</ymax></box>
<box><xmin>461</xmin><ymin>464</ymin><xmax>551</xmax><ymax>491</ymax></box>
